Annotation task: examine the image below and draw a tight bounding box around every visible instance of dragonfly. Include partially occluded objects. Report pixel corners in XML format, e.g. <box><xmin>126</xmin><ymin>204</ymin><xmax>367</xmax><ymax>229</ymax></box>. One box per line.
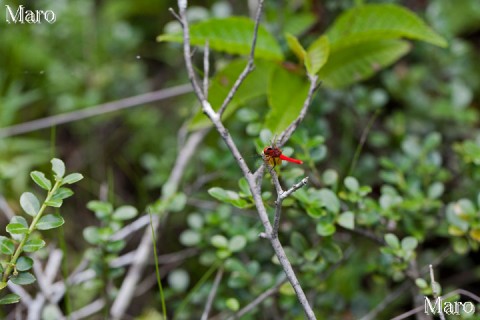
<box><xmin>263</xmin><ymin>145</ymin><xmax>303</xmax><ymax>168</ymax></box>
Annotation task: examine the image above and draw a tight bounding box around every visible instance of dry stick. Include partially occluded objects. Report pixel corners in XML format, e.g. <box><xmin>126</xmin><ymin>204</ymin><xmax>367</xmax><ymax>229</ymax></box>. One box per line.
<box><xmin>0</xmin><ymin>84</ymin><xmax>192</xmax><ymax>138</ymax></box>
<box><xmin>176</xmin><ymin>1</ymin><xmax>316</xmax><ymax>318</ymax></box>
<box><xmin>203</xmin><ymin>40</ymin><xmax>210</xmax><ymax>99</ymax></box>
<box><xmin>200</xmin><ymin>266</ymin><xmax>224</xmax><ymax>320</ymax></box>
<box><xmin>109</xmin><ymin>128</ymin><xmax>208</xmax><ymax>320</ymax></box>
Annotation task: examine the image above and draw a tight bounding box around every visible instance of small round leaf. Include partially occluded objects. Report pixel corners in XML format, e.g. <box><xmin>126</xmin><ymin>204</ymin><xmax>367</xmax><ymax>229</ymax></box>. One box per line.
<box><xmin>0</xmin><ymin>294</ymin><xmax>21</xmax><ymax>305</ymax></box>
<box><xmin>20</xmin><ymin>192</ymin><xmax>40</xmax><ymax>217</ymax></box>
<box><xmin>10</xmin><ymin>272</ymin><xmax>36</xmax><ymax>285</ymax></box>
<box><xmin>30</xmin><ymin>171</ymin><xmax>52</xmax><ymax>190</ymax></box>
<box><xmin>51</xmin><ymin>158</ymin><xmax>65</xmax><ymax>178</ymax></box>
<box><xmin>36</xmin><ymin>214</ymin><xmax>64</xmax><ymax>230</ymax></box>
<box><xmin>112</xmin><ymin>206</ymin><xmax>138</xmax><ymax>221</ymax></box>
<box><xmin>16</xmin><ymin>257</ymin><xmax>34</xmax><ymax>272</ymax></box>
<box><xmin>23</xmin><ymin>239</ymin><xmax>46</xmax><ymax>252</ymax></box>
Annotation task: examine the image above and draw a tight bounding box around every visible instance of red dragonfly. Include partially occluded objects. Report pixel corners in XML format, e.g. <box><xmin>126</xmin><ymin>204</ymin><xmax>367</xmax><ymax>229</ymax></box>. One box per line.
<box><xmin>263</xmin><ymin>145</ymin><xmax>303</xmax><ymax>168</ymax></box>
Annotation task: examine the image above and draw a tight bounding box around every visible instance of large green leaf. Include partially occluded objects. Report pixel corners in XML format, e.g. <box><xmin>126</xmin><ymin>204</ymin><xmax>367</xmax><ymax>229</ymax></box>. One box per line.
<box><xmin>158</xmin><ymin>17</ymin><xmax>283</xmax><ymax>61</ymax></box>
<box><xmin>318</xmin><ymin>39</ymin><xmax>410</xmax><ymax>88</ymax></box>
<box><xmin>189</xmin><ymin>59</ymin><xmax>274</xmax><ymax>130</ymax></box>
<box><xmin>305</xmin><ymin>35</ymin><xmax>330</xmax><ymax>75</ymax></box>
<box><xmin>264</xmin><ymin>66</ymin><xmax>311</xmax><ymax>134</ymax></box>
<box><xmin>327</xmin><ymin>4</ymin><xmax>447</xmax><ymax>49</ymax></box>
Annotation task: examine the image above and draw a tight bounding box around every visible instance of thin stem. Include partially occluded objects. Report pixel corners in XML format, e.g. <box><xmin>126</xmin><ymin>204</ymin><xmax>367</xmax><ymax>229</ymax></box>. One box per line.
<box><xmin>2</xmin><ymin>179</ymin><xmax>62</xmax><ymax>283</ymax></box>
<box><xmin>347</xmin><ymin>108</ymin><xmax>381</xmax><ymax>177</ymax></box>
<box><xmin>150</xmin><ymin>212</ymin><xmax>167</xmax><ymax>319</ymax></box>
<box><xmin>203</xmin><ymin>40</ymin><xmax>210</xmax><ymax>99</ymax></box>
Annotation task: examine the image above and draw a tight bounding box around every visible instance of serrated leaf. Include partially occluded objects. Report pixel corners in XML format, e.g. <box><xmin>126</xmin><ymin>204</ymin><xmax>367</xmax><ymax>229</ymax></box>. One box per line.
<box><xmin>337</xmin><ymin>211</ymin><xmax>355</xmax><ymax>230</ymax></box>
<box><xmin>11</xmin><ymin>272</ymin><xmax>36</xmax><ymax>285</ymax></box>
<box><xmin>265</xmin><ymin>65</ymin><xmax>311</xmax><ymax>134</ymax></box>
<box><xmin>30</xmin><ymin>171</ymin><xmax>52</xmax><ymax>190</ymax></box>
<box><xmin>0</xmin><ymin>236</ymin><xmax>15</xmax><ymax>255</ymax></box>
<box><xmin>36</xmin><ymin>214</ymin><xmax>64</xmax><ymax>230</ymax></box>
<box><xmin>189</xmin><ymin>60</ymin><xmax>273</xmax><ymax>130</ymax></box>
<box><xmin>158</xmin><ymin>17</ymin><xmax>283</xmax><ymax>61</ymax></box>
<box><xmin>6</xmin><ymin>223</ymin><xmax>28</xmax><ymax>235</ymax></box>
<box><xmin>20</xmin><ymin>192</ymin><xmax>40</xmax><ymax>217</ymax></box>
<box><xmin>305</xmin><ymin>35</ymin><xmax>330</xmax><ymax>75</ymax></box>
<box><xmin>16</xmin><ymin>256</ymin><xmax>33</xmax><ymax>272</ymax></box>
<box><xmin>285</xmin><ymin>33</ymin><xmax>306</xmax><ymax>62</ymax></box>
<box><xmin>23</xmin><ymin>239</ymin><xmax>45</xmax><ymax>252</ymax></box>
<box><xmin>61</xmin><ymin>173</ymin><xmax>83</xmax><ymax>185</ymax></box>
<box><xmin>51</xmin><ymin>158</ymin><xmax>65</xmax><ymax>178</ymax></box>
<box><xmin>319</xmin><ymin>39</ymin><xmax>410</xmax><ymax>88</ymax></box>
<box><xmin>327</xmin><ymin>4</ymin><xmax>447</xmax><ymax>48</ymax></box>
<box><xmin>0</xmin><ymin>294</ymin><xmax>20</xmax><ymax>304</ymax></box>
<box><xmin>112</xmin><ymin>206</ymin><xmax>138</xmax><ymax>221</ymax></box>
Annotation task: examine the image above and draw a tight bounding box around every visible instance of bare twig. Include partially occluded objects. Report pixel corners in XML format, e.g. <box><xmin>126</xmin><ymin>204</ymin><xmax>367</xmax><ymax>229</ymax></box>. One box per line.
<box><xmin>277</xmin><ymin>76</ymin><xmax>319</xmax><ymax>147</ymax></box>
<box><xmin>0</xmin><ymin>194</ymin><xmax>15</xmax><ymax>219</ymax></box>
<box><xmin>0</xmin><ymin>84</ymin><xmax>192</xmax><ymax>138</ymax></box>
<box><xmin>176</xmin><ymin>1</ymin><xmax>317</xmax><ymax>318</ymax></box>
<box><xmin>217</xmin><ymin>0</ymin><xmax>265</xmax><ymax>117</ymax></box>
<box><xmin>200</xmin><ymin>266</ymin><xmax>224</xmax><ymax>320</ymax></box>
<box><xmin>203</xmin><ymin>40</ymin><xmax>210</xmax><ymax>99</ymax></box>
<box><xmin>271</xmin><ymin>175</ymin><xmax>309</xmax><ymax>238</ymax></box>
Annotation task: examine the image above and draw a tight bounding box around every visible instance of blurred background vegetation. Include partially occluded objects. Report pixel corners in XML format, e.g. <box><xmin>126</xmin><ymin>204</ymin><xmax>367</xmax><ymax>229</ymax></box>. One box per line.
<box><xmin>1</xmin><ymin>0</ymin><xmax>480</xmax><ymax>319</ymax></box>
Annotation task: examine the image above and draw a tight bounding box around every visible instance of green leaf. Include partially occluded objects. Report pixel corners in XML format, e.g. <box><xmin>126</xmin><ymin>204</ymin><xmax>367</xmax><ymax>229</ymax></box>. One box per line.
<box><xmin>87</xmin><ymin>200</ymin><xmax>113</xmax><ymax>219</ymax></box>
<box><xmin>290</xmin><ymin>231</ymin><xmax>308</xmax><ymax>252</ymax></box>
<box><xmin>51</xmin><ymin>158</ymin><xmax>65</xmax><ymax>178</ymax></box>
<box><xmin>384</xmin><ymin>233</ymin><xmax>400</xmax><ymax>249</ymax></box>
<box><xmin>6</xmin><ymin>223</ymin><xmax>28</xmax><ymax>235</ymax></box>
<box><xmin>337</xmin><ymin>211</ymin><xmax>355</xmax><ymax>230</ymax></box>
<box><xmin>285</xmin><ymin>33</ymin><xmax>306</xmax><ymax>62</ymax></box>
<box><xmin>228</xmin><ymin>235</ymin><xmax>247</xmax><ymax>252</ymax></box>
<box><xmin>11</xmin><ymin>272</ymin><xmax>36</xmax><ymax>285</ymax></box>
<box><xmin>166</xmin><ymin>193</ymin><xmax>187</xmax><ymax>212</ymax></box>
<box><xmin>210</xmin><ymin>235</ymin><xmax>228</xmax><ymax>249</ymax></box>
<box><xmin>0</xmin><ymin>294</ymin><xmax>20</xmax><ymax>305</ymax></box>
<box><xmin>61</xmin><ymin>173</ymin><xmax>83</xmax><ymax>185</ymax></box>
<box><xmin>318</xmin><ymin>189</ymin><xmax>340</xmax><ymax>213</ymax></box>
<box><xmin>23</xmin><ymin>239</ymin><xmax>45</xmax><ymax>252</ymax></box>
<box><xmin>180</xmin><ymin>230</ymin><xmax>201</xmax><ymax>246</ymax></box>
<box><xmin>83</xmin><ymin>226</ymin><xmax>101</xmax><ymax>245</ymax></box>
<box><xmin>112</xmin><ymin>205</ymin><xmax>138</xmax><ymax>221</ymax></box>
<box><xmin>36</xmin><ymin>214</ymin><xmax>64</xmax><ymax>230</ymax></box>
<box><xmin>158</xmin><ymin>17</ymin><xmax>284</xmax><ymax>61</ymax></box>
<box><xmin>226</xmin><ymin>298</ymin><xmax>240</xmax><ymax>311</ymax></box>
<box><xmin>344</xmin><ymin>176</ymin><xmax>360</xmax><ymax>192</ymax></box>
<box><xmin>0</xmin><ymin>236</ymin><xmax>15</xmax><ymax>255</ymax></box>
<box><xmin>321</xmin><ymin>241</ymin><xmax>343</xmax><ymax>263</ymax></box>
<box><xmin>319</xmin><ymin>39</ymin><xmax>410</xmax><ymax>88</ymax></box>
<box><xmin>326</xmin><ymin>4</ymin><xmax>447</xmax><ymax>48</ymax></box>
<box><xmin>45</xmin><ymin>199</ymin><xmax>63</xmax><ymax>208</ymax></box>
<box><xmin>265</xmin><ymin>65</ymin><xmax>311</xmax><ymax>134</ymax></box>
<box><xmin>20</xmin><ymin>192</ymin><xmax>40</xmax><ymax>217</ymax></box>
<box><xmin>16</xmin><ymin>256</ymin><xmax>33</xmax><ymax>272</ymax></box>
<box><xmin>284</xmin><ymin>12</ymin><xmax>317</xmax><ymax>36</ymax></box>
<box><xmin>30</xmin><ymin>171</ymin><xmax>52</xmax><ymax>190</ymax></box>
<box><xmin>305</xmin><ymin>35</ymin><xmax>330</xmax><ymax>75</ymax></box>
<box><xmin>316</xmin><ymin>222</ymin><xmax>336</xmax><ymax>237</ymax></box>
<box><xmin>189</xmin><ymin>60</ymin><xmax>273</xmax><ymax>130</ymax></box>
<box><xmin>52</xmin><ymin>187</ymin><xmax>74</xmax><ymax>201</ymax></box>
<box><xmin>106</xmin><ymin>240</ymin><xmax>126</xmax><ymax>253</ymax></box>
<box><xmin>208</xmin><ymin>187</ymin><xmax>249</xmax><ymax>208</ymax></box>
<box><xmin>401</xmin><ymin>236</ymin><xmax>418</xmax><ymax>251</ymax></box>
